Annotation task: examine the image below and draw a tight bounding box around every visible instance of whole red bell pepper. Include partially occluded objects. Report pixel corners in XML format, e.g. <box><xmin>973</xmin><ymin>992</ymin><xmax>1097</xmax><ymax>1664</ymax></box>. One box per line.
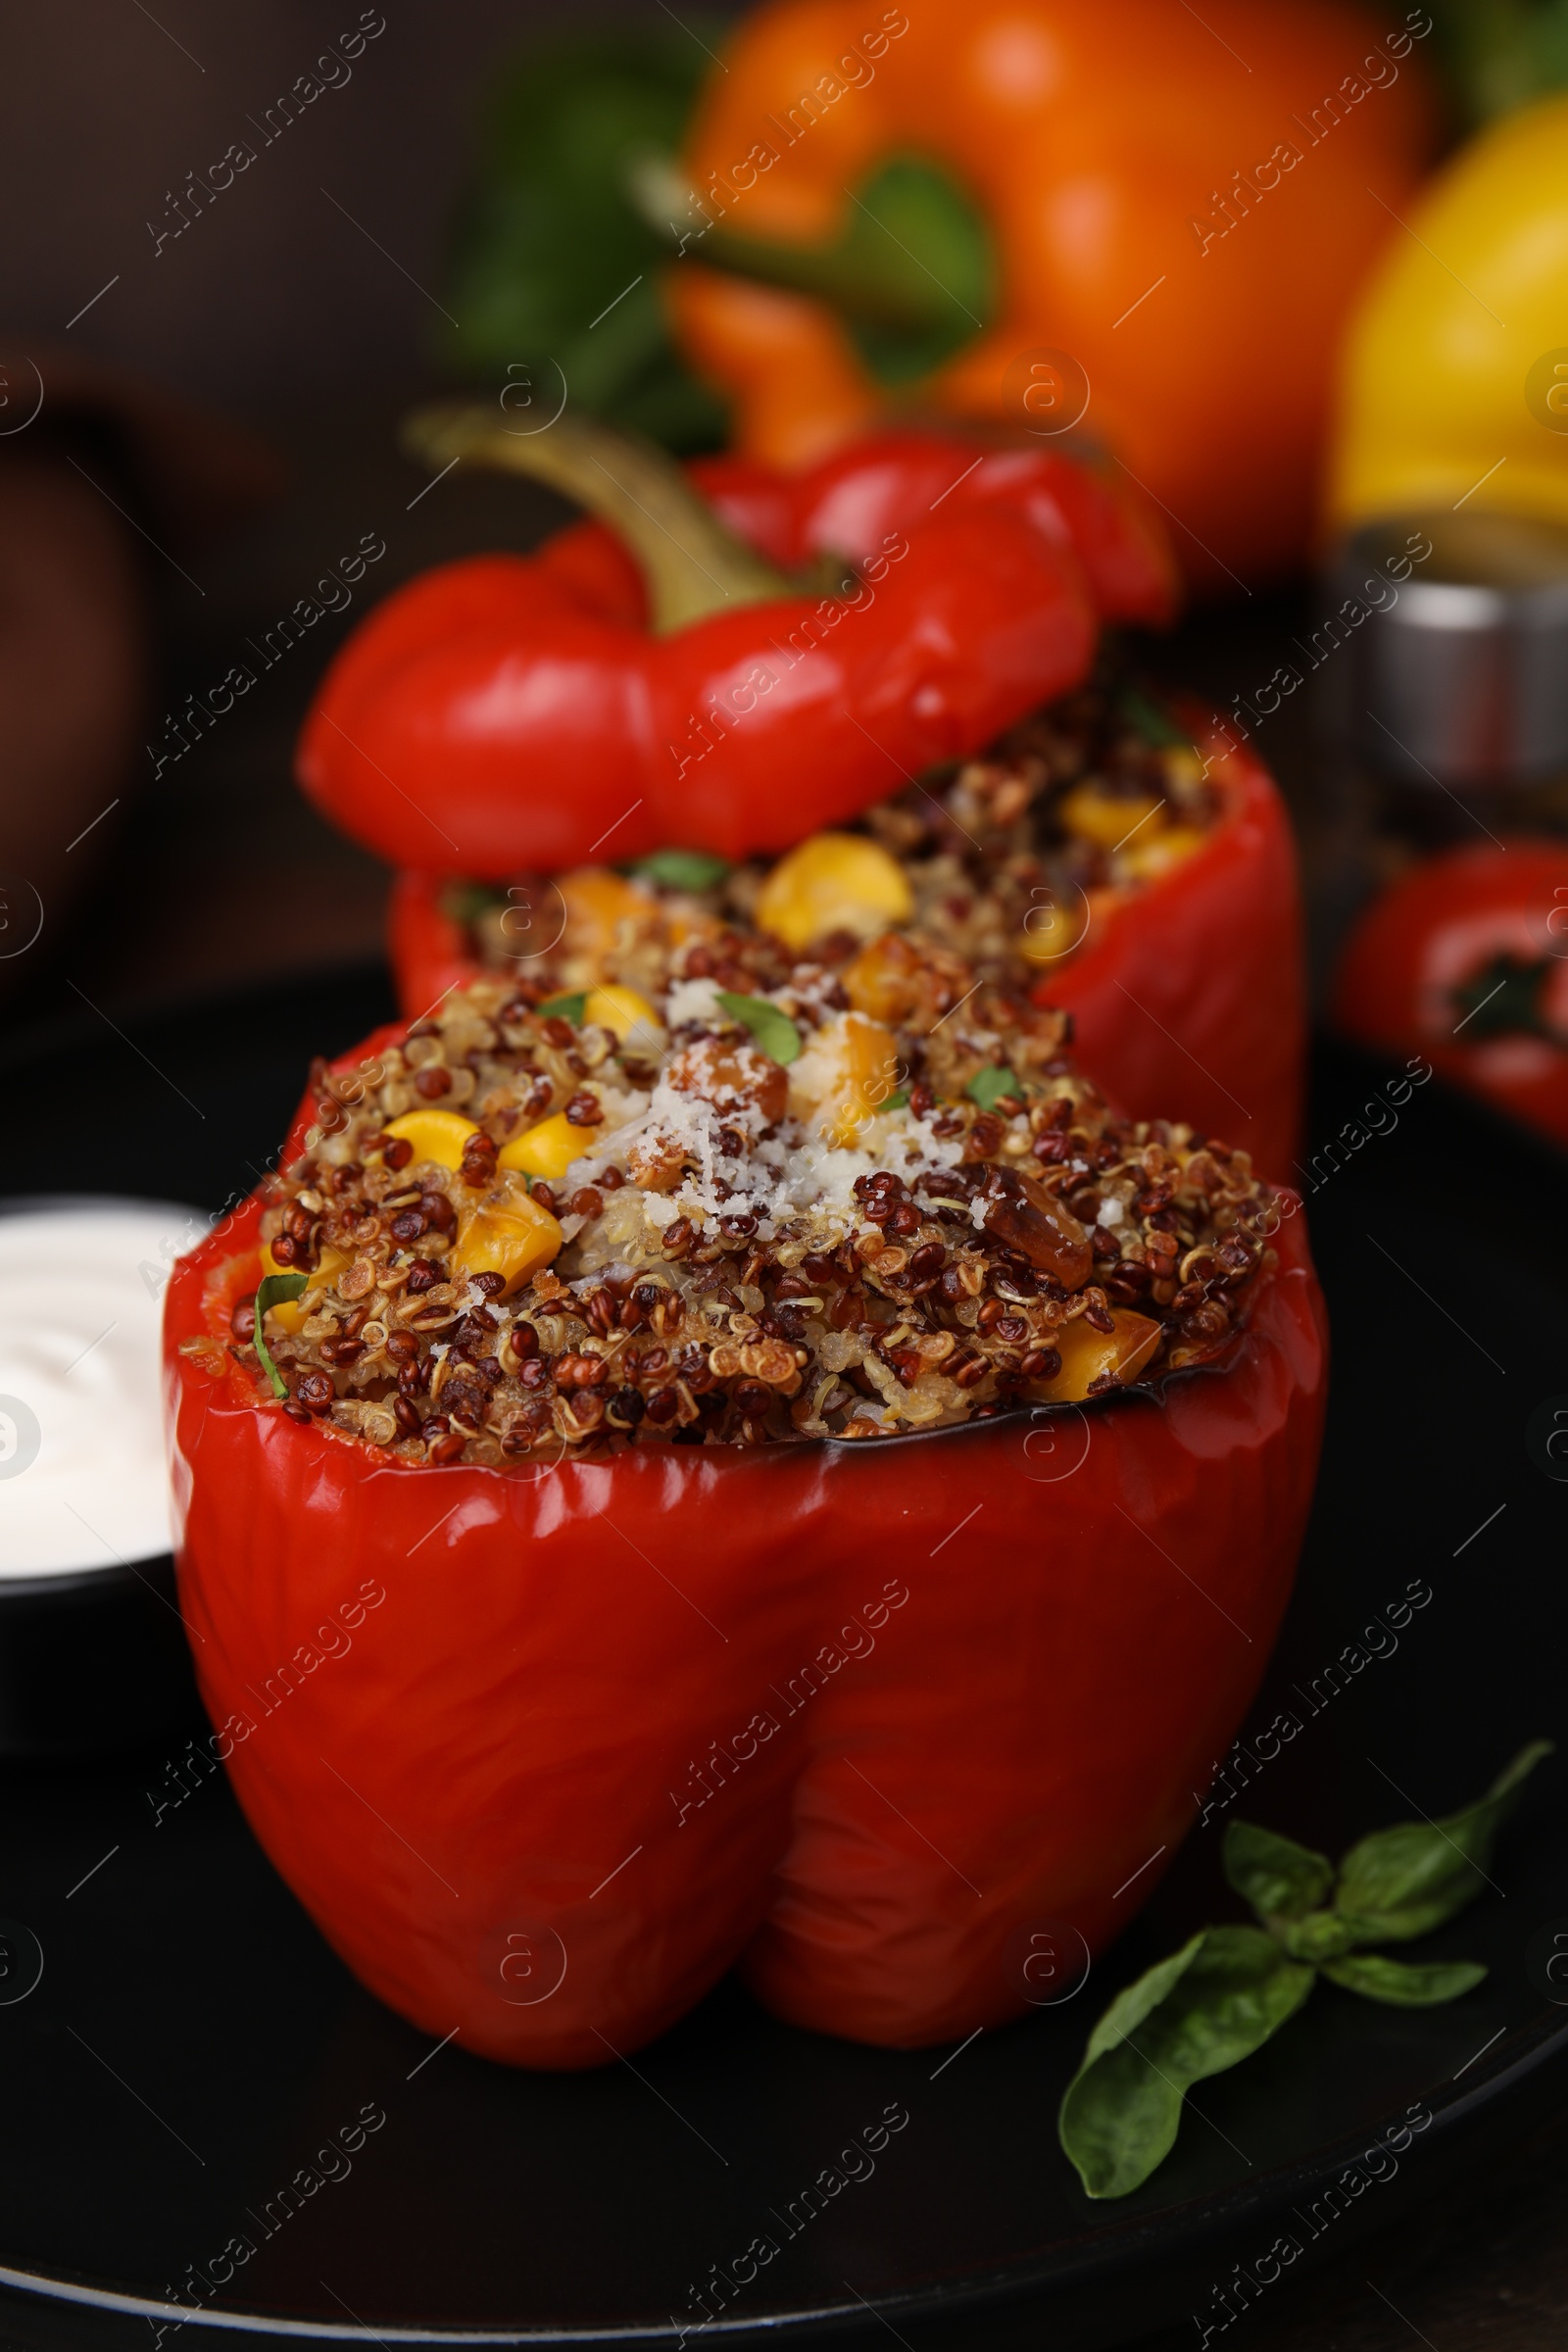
<box><xmin>1332</xmin><ymin>840</ymin><xmax>1568</xmax><ymax>1151</ymax></box>
<box><xmin>164</xmin><ymin>1027</ymin><xmax>1326</xmax><ymax>2069</ymax></box>
<box><xmin>295</xmin><ymin>412</ymin><xmax>1172</xmax><ymax>877</ymax></box>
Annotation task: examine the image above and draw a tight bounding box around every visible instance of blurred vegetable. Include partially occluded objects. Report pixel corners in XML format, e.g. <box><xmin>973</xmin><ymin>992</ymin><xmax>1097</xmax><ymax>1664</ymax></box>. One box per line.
<box><xmin>442</xmin><ymin>28</ymin><xmax>727</xmax><ymax>451</ymax></box>
<box><xmin>1332</xmin><ymin>840</ymin><xmax>1568</xmax><ymax>1151</ymax></box>
<box><xmin>1428</xmin><ymin>0</ymin><xmax>1568</xmax><ymax>122</ymax></box>
<box><xmin>661</xmin><ymin>0</ymin><xmax>1436</xmax><ymax>592</ymax></box>
<box><xmin>1330</xmin><ymin>94</ymin><xmax>1568</xmax><ymax>536</ymax></box>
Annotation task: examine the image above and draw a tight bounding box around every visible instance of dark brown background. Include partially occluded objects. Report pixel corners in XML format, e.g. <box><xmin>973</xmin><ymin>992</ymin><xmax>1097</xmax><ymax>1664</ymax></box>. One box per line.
<box><xmin>1</xmin><ymin>5</ymin><xmax>1564</xmax><ymax>2343</ymax></box>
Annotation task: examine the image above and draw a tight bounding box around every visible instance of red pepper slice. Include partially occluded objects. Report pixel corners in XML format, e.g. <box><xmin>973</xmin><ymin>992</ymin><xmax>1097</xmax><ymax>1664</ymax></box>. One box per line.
<box><xmin>1332</xmin><ymin>840</ymin><xmax>1568</xmax><ymax>1151</ymax></box>
<box><xmin>164</xmin><ymin>1036</ymin><xmax>1326</xmax><ymax>2067</ymax></box>
<box><xmin>294</xmin><ymin>414</ymin><xmax>1165</xmax><ymax>877</ymax></box>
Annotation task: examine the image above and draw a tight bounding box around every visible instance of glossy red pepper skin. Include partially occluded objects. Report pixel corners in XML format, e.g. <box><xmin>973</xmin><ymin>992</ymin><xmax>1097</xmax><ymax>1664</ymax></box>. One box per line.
<box><xmin>295</xmin><ymin>433</ymin><xmax>1172</xmax><ymax>880</ymax></box>
<box><xmin>690</xmin><ymin>429</ymin><xmax>1176</xmax><ymax>632</ymax></box>
<box><xmin>164</xmin><ymin>1043</ymin><xmax>1326</xmax><ymax>2069</ymax></box>
<box><xmin>1332</xmin><ymin>841</ymin><xmax>1568</xmax><ymax>1151</ymax></box>
<box><xmin>1035</xmin><ymin>715</ymin><xmax>1305</xmax><ymax>1181</ymax></box>
<box><xmin>386</xmin><ymin>714</ymin><xmax>1304</xmax><ymax>1178</ymax></box>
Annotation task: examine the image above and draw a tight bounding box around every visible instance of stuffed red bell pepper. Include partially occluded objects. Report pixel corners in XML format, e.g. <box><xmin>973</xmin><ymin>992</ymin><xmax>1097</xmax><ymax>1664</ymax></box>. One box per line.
<box><xmin>1333</xmin><ymin>841</ymin><xmax>1568</xmax><ymax>1152</ymax></box>
<box><xmin>165</xmin><ymin>919</ymin><xmax>1327</xmax><ymax>2067</ymax></box>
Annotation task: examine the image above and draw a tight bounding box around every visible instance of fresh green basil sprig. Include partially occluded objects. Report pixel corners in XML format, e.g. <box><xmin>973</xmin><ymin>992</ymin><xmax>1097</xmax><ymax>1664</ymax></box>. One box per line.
<box><xmin>1058</xmin><ymin>1740</ymin><xmax>1553</xmax><ymax>2200</ymax></box>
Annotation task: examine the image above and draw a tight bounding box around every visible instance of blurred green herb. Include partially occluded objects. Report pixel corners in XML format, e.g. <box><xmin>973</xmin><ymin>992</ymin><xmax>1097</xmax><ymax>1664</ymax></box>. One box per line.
<box><xmin>538</xmin><ymin>991</ymin><xmax>589</xmax><ymax>1025</ymax></box>
<box><xmin>440</xmin><ymin>880</ymin><xmax>510</xmax><ymax>926</ymax></box>
<box><xmin>717</xmin><ymin>991</ymin><xmax>802</xmax><ymax>1065</ymax></box>
<box><xmin>1059</xmin><ymin>1741</ymin><xmax>1552</xmax><ymax>2199</ymax></box>
<box><xmin>443</xmin><ymin>28</ymin><xmax>728</xmax><ymax>450</ymax></box>
<box><xmin>629</xmin><ymin>848</ymin><xmax>730</xmax><ymax>893</ymax></box>
<box><xmin>1427</xmin><ymin>0</ymin><xmax>1568</xmax><ymax>124</ymax></box>
<box><xmin>967</xmin><ymin>1065</ymin><xmax>1022</xmax><ymax>1111</ymax></box>
<box><xmin>1117</xmin><ymin>684</ymin><xmax>1195</xmax><ymax>752</ymax></box>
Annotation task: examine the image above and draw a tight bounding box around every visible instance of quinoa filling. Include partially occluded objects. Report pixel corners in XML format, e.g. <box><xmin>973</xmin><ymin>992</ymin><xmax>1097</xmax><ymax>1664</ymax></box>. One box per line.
<box><xmin>446</xmin><ymin>667</ymin><xmax>1220</xmax><ymax>997</ymax></box>
<box><xmin>214</xmin><ymin>934</ymin><xmax>1280</xmax><ymax>1464</ymax></box>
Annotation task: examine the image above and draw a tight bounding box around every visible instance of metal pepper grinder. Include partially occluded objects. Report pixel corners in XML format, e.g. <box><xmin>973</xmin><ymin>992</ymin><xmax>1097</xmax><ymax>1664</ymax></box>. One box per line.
<box><xmin>1307</xmin><ymin>509</ymin><xmax>1568</xmax><ymax>990</ymax></box>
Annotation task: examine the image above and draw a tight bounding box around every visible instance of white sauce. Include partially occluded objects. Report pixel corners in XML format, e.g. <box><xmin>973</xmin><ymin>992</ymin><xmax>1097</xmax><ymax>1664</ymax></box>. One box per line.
<box><xmin>0</xmin><ymin>1200</ymin><xmax>208</xmax><ymax>1577</ymax></box>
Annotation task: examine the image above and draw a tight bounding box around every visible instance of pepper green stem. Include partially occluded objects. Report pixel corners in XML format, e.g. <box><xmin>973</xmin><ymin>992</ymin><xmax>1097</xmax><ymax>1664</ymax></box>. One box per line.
<box><xmin>401</xmin><ymin>402</ymin><xmax>791</xmax><ymax>633</ymax></box>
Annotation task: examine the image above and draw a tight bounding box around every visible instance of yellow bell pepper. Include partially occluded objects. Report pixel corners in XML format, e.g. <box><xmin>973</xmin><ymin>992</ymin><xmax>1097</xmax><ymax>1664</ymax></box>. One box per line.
<box><xmin>582</xmin><ymin>984</ymin><xmax>662</xmax><ymax>1049</ymax></box>
<box><xmin>260</xmin><ymin>1243</ymin><xmax>351</xmax><ymax>1333</ymax></box>
<box><xmin>790</xmin><ymin>1011</ymin><xmax>902</xmax><ymax>1147</ymax></box>
<box><xmin>1331</xmin><ymin>95</ymin><xmax>1568</xmax><ymax>533</ymax></box>
<box><xmin>452</xmin><ymin>1191</ymin><xmax>564</xmax><ymax>1296</ymax></box>
<box><xmin>383</xmin><ymin>1108</ymin><xmax>479</xmax><ymax>1171</ymax></box>
<box><xmin>499</xmin><ymin>1111</ymin><xmax>588</xmax><ymax>1182</ymax></box>
<box><xmin>1117</xmin><ymin>827</ymin><xmax>1208</xmax><ymax>884</ymax></box>
<box><xmin>756</xmin><ymin>832</ymin><xmax>912</xmax><ymax>953</ymax></box>
<box><xmin>1036</xmin><ymin>1310</ymin><xmax>1162</xmax><ymax>1401</ymax></box>
<box><xmin>560</xmin><ymin>866</ymin><xmax>656</xmax><ymax>970</ymax></box>
<box><xmin>1058</xmin><ymin>785</ymin><xmax>1165</xmax><ymax>855</ymax></box>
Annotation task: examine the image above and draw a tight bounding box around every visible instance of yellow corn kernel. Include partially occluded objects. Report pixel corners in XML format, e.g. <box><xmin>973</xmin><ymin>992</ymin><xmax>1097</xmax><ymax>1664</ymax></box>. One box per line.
<box><xmin>583</xmin><ymin>984</ymin><xmax>662</xmax><ymax>1049</ymax></box>
<box><xmin>792</xmin><ymin>1012</ymin><xmax>901</xmax><ymax>1148</ymax></box>
<box><xmin>451</xmin><ymin>1191</ymin><xmax>563</xmax><ymax>1296</ymax></box>
<box><xmin>1117</xmin><ymin>826</ymin><xmax>1207</xmax><ymax>885</ymax></box>
<box><xmin>383</xmin><ymin>1108</ymin><xmax>479</xmax><ymax>1171</ymax></box>
<box><xmin>260</xmin><ymin>1243</ymin><xmax>350</xmax><ymax>1333</ymax></box>
<box><xmin>498</xmin><ymin>1111</ymin><xmax>585</xmax><ymax>1182</ymax></box>
<box><xmin>560</xmin><ymin>866</ymin><xmax>654</xmax><ymax>965</ymax></box>
<box><xmin>756</xmin><ymin>832</ymin><xmax>912</xmax><ymax>952</ymax></box>
<box><xmin>1059</xmin><ymin>783</ymin><xmax>1165</xmax><ymax>854</ymax></box>
<box><xmin>1035</xmin><ymin>1309</ymin><xmax>1162</xmax><ymax>1401</ymax></box>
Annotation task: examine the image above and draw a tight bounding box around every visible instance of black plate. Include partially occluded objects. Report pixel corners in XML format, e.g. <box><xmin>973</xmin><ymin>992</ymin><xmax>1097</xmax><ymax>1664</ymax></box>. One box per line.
<box><xmin>0</xmin><ymin>969</ymin><xmax>1564</xmax><ymax>2350</ymax></box>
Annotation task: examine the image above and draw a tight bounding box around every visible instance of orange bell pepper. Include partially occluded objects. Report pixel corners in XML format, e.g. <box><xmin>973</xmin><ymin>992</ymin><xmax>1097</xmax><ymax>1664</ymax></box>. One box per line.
<box><xmin>665</xmin><ymin>0</ymin><xmax>1436</xmax><ymax>592</ymax></box>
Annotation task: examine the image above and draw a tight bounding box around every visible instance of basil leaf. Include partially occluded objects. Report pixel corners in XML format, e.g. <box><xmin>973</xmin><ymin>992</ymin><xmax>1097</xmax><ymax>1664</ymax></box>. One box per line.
<box><xmin>967</xmin><ymin>1065</ymin><xmax>1021</xmax><ymax>1112</ymax></box>
<box><xmin>1224</xmin><ymin>1821</ymin><xmax>1334</xmax><ymax>1924</ymax></box>
<box><xmin>1320</xmin><ymin>1953</ymin><xmax>1488</xmax><ymax>2007</ymax></box>
<box><xmin>1334</xmin><ymin>1741</ymin><xmax>1554</xmax><ymax>1945</ymax></box>
<box><xmin>631</xmin><ymin>848</ymin><xmax>729</xmax><ymax>893</ymax></box>
<box><xmin>253</xmin><ymin>1272</ymin><xmax>308</xmax><ymax>1401</ymax></box>
<box><xmin>538</xmin><ymin>991</ymin><xmax>588</xmax><ymax>1025</ymax></box>
<box><xmin>1276</xmin><ymin>1909</ymin><xmax>1357</xmax><ymax>1965</ymax></box>
<box><xmin>1059</xmin><ymin>1925</ymin><xmax>1314</xmax><ymax>2199</ymax></box>
<box><xmin>883</xmin><ymin>1087</ymin><xmax>910</xmax><ymax>1112</ymax></box>
<box><xmin>1118</xmin><ymin>684</ymin><xmax>1195</xmax><ymax>751</ymax></box>
<box><xmin>716</xmin><ymin>991</ymin><xmax>802</xmax><ymax>1065</ymax></box>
